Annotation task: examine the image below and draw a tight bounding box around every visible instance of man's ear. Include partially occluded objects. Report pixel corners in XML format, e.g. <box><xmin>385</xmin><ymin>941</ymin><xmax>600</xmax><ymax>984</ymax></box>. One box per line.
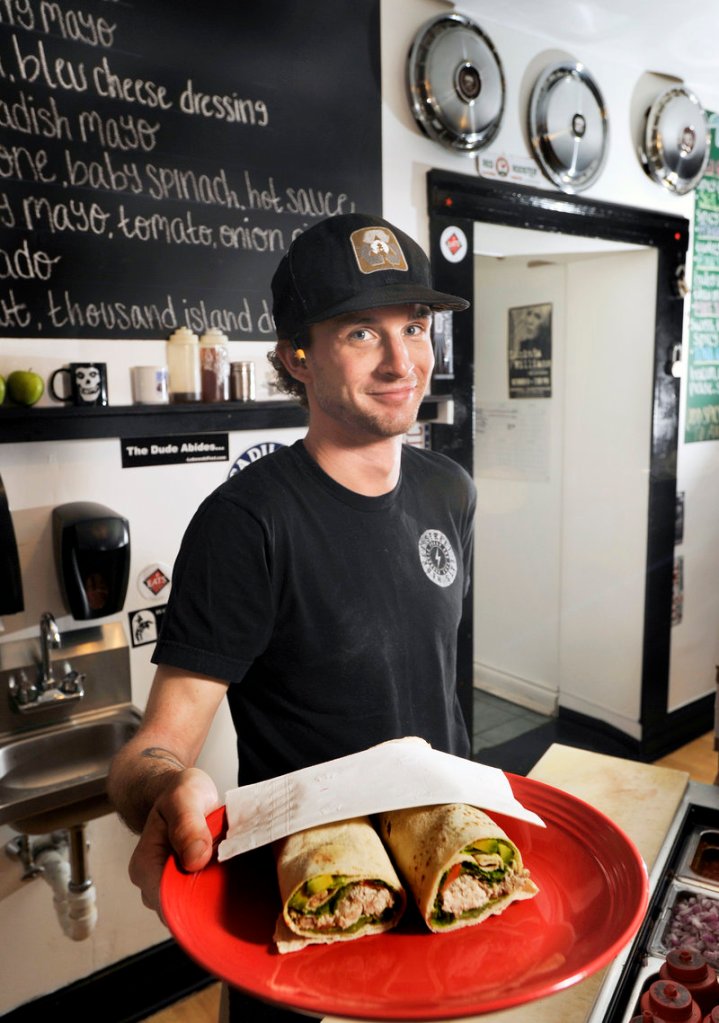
<box><xmin>275</xmin><ymin>339</ymin><xmax>309</xmax><ymax>381</ymax></box>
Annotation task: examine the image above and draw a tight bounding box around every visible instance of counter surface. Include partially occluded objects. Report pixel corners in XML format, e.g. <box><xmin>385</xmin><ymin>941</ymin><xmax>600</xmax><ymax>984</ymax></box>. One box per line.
<box><xmin>324</xmin><ymin>742</ymin><xmax>690</xmax><ymax>1023</ymax></box>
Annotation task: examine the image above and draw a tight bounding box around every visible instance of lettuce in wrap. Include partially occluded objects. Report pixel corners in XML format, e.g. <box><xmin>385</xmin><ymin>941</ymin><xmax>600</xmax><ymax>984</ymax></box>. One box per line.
<box><xmin>378</xmin><ymin>802</ymin><xmax>538</xmax><ymax>932</ymax></box>
<box><xmin>273</xmin><ymin>816</ymin><xmax>406</xmax><ymax>953</ymax></box>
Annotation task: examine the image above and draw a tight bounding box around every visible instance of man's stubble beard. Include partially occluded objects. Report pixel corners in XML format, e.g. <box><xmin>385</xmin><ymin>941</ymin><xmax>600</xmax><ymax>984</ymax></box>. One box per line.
<box><xmin>311</xmin><ymin>387</ymin><xmax>422</xmax><ymax>439</ymax></box>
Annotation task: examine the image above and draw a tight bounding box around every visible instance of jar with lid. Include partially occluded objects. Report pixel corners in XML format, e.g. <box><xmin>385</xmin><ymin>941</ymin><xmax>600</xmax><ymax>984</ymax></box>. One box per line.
<box><xmin>166</xmin><ymin>327</ymin><xmax>201</xmax><ymax>403</ymax></box>
<box><xmin>660</xmin><ymin>948</ymin><xmax>719</xmax><ymax>1014</ymax></box>
<box><xmin>199</xmin><ymin>328</ymin><xmax>230</xmax><ymax>402</ymax></box>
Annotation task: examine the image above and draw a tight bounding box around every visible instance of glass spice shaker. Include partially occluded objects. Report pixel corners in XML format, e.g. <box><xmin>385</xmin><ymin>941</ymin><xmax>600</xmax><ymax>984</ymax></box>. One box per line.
<box><xmin>199</xmin><ymin>328</ymin><xmax>230</xmax><ymax>402</ymax></box>
<box><xmin>166</xmin><ymin>327</ymin><xmax>201</xmax><ymax>403</ymax></box>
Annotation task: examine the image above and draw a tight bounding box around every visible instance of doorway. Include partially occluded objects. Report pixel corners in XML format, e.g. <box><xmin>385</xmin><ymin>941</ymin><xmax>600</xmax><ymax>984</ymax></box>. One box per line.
<box><xmin>474</xmin><ymin>236</ymin><xmax>657</xmax><ymax>735</ymax></box>
<box><xmin>426</xmin><ymin>169</ymin><xmax>708</xmax><ymax>760</ymax></box>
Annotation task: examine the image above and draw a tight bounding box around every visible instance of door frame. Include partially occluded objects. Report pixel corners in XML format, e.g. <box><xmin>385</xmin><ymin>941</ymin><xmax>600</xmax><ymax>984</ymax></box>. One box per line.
<box><xmin>426</xmin><ymin>168</ymin><xmax>709</xmax><ymax>759</ymax></box>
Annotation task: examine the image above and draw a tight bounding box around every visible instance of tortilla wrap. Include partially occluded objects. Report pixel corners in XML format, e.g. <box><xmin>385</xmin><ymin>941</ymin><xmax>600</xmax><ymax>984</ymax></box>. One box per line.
<box><xmin>272</xmin><ymin>815</ymin><xmax>406</xmax><ymax>953</ymax></box>
<box><xmin>377</xmin><ymin>803</ymin><xmax>538</xmax><ymax>933</ymax></box>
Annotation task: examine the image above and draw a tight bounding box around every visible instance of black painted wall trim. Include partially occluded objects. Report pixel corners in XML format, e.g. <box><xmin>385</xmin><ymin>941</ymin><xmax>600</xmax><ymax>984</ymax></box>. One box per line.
<box><xmin>641</xmin><ymin>693</ymin><xmax>716</xmax><ymax>763</ymax></box>
<box><xmin>428</xmin><ymin>209</ymin><xmax>476</xmax><ymax>737</ymax></box>
<box><xmin>558</xmin><ymin>693</ymin><xmax>714</xmax><ymax>764</ymax></box>
<box><xmin>427</xmin><ymin>170</ymin><xmax>689</xmax><ymax>250</ymax></box>
<box><xmin>2</xmin><ymin>940</ymin><xmax>212</xmax><ymax>1023</ymax></box>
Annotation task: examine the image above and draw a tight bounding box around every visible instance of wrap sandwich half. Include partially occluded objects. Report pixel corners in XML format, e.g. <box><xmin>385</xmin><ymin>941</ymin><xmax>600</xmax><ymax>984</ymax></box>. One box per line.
<box><xmin>377</xmin><ymin>803</ymin><xmax>538</xmax><ymax>932</ymax></box>
<box><xmin>273</xmin><ymin>815</ymin><xmax>407</xmax><ymax>953</ymax></box>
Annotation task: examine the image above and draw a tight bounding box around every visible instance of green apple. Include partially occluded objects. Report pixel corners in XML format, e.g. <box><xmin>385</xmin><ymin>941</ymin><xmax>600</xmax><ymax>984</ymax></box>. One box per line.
<box><xmin>0</xmin><ymin>375</ymin><xmax>5</xmax><ymax>405</ymax></box>
<box><xmin>7</xmin><ymin>369</ymin><xmax>44</xmax><ymax>406</ymax></box>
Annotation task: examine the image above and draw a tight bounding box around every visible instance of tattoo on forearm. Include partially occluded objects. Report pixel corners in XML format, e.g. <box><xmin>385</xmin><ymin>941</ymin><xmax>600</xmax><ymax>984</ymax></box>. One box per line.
<box><xmin>141</xmin><ymin>747</ymin><xmax>185</xmax><ymax>771</ymax></box>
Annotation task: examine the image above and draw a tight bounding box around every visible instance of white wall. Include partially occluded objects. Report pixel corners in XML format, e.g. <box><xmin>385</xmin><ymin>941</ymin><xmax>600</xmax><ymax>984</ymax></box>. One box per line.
<box><xmin>559</xmin><ymin>249</ymin><xmax>658</xmax><ymax>735</ymax></box>
<box><xmin>0</xmin><ymin>0</ymin><xmax>718</xmax><ymax>1012</ymax></box>
<box><xmin>473</xmin><ymin>256</ymin><xmax>566</xmax><ymax>714</ymax></box>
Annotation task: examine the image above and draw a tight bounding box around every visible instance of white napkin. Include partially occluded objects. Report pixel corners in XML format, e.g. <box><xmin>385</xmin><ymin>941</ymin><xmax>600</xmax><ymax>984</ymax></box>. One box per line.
<box><xmin>218</xmin><ymin>738</ymin><xmax>545</xmax><ymax>861</ymax></box>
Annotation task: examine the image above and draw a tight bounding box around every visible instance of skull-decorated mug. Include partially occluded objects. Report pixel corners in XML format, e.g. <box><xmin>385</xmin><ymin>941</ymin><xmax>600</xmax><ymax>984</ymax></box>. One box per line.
<box><xmin>50</xmin><ymin>363</ymin><xmax>109</xmax><ymax>406</ymax></box>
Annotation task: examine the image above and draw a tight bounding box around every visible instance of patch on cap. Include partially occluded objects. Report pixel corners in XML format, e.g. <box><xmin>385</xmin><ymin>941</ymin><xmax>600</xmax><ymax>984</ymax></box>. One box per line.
<box><xmin>350</xmin><ymin>226</ymin><xmax>409</xmax><ymax>275</ymax></box>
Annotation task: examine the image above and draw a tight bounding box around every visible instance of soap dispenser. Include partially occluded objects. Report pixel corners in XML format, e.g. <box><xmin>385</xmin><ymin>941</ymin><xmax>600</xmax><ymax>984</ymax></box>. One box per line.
<box><xmin>52</xmin><ymin>502</ymin><xmax>130</xmax><ymax>620</ymax></box>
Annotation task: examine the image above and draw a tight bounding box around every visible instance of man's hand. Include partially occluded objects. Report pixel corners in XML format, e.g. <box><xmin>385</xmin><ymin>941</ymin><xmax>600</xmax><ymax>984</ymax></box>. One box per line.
<box><xmin>107</xmin><ymin>666</ymin><xmax>229</xmax><ymax>917</ymax></box>
<box><xmin>128</xmin><ymin>767</ymin><xmax>219</xmax><ymax>916</ymax></box>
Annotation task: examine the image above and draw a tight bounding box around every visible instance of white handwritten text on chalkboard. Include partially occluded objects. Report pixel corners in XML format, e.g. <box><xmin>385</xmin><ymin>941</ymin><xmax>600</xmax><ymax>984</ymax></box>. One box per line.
<box><xmin>0</xmin><ymin>0</ymin><xmax>381</xmax><ymax>337</ymax></box>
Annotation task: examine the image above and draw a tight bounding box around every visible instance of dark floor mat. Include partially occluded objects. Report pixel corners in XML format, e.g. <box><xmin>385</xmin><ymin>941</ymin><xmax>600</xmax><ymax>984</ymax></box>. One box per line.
<box><xmin>473</xmin><ymin>717</ymin><xmax>643</xmax><ymax>776</ymax></box>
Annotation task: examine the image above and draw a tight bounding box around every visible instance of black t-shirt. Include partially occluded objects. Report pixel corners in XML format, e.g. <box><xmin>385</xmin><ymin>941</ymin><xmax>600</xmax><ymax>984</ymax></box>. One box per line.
<box><xmin>152</xmin><ymin>440</ymin><xmax>476</xmax><ymax>784</ymax></box>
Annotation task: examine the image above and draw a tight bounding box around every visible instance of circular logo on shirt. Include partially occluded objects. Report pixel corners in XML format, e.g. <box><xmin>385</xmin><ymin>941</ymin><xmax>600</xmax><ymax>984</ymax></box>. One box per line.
<box><xmin>418</xmin><ymin>529</ymin><xmax>458</xmax><ymax>588</ymax></box>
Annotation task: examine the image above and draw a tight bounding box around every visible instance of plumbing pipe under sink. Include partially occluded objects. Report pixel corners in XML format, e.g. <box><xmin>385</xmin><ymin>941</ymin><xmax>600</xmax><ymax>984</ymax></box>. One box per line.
<box><xmin>1</xmin><ymin>617</ymin><xmax>134</xmax><ymax>937</ymax></box>
<box><xmin>6</xmin><ymin>824</ymin><xmax>98</xmax><ymax>941</ymax></box>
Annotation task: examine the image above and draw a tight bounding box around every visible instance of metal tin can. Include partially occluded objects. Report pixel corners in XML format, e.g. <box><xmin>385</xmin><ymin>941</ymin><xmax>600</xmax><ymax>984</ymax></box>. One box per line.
<box><xmin>231</xmin><ymin>361</ymin><xmax>256</xmax><ymax>401</ymax></box>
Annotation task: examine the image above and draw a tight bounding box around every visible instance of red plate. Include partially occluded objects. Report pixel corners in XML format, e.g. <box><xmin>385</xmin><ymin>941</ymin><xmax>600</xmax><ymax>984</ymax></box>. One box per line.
<box><xmin>160</xmin><ymin>774</ymin><xmax>648</xmax><ymax>1020</ymax></box>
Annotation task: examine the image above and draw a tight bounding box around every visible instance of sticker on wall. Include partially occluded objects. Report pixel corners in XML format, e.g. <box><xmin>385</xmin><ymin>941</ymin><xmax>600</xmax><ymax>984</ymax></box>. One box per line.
<box><xmin>121</xmin><ymin>434</ymin><xmax>229</xmax><ymax>468</ymax></box>
<box><xmin>128</xmin><ymin>605</ymin><xmax>167</xmax><ymax>647</ymax></box>
<box><xmin>137</xmin><ymin>563</ymin><xmax>172</xmax><ymax>601</ymax></box>
<box><xmin>229</xmin><ymin>441</ymin><xmax>285</xmax><ymax>477</ymax></box>
<box><xmin>477</xmin><ymin>151</ymin><xmax>542</xmax><ymax>187</ymax></box>
<box><xmin>675</xmin><ymin>492</ymin><xmax>685</xmax><ymax>545</ymax></box>
<box><xmin>432</xmin><ymin>311</ymin><xmax>454</xmax><ymax>378</ymax></box>
<box><xmin>439</xmin><ymin>225</ymin><xmax>468</xmax><ymax>264</ymax></box>
<box><xmin>404</xmin><ymin>423</ymin><xmax>431</xmax><ymax>449</ymax></box>
<box><xmin>672</xmin><ymin>556</ymin><xmax>684</xmax><ymax>626</ymax></box>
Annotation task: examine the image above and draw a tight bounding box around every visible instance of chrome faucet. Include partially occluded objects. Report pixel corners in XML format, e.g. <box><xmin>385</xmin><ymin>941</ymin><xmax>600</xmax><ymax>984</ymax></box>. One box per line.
<box><xmin>8</xmin><ymin>612</ymin><xmax>85</xmax><ymax>713</ymax></box>
<box><xmin>40</xmin><ymin>611</ymin><xmax>61</xmax><ymax>687</ymax></box>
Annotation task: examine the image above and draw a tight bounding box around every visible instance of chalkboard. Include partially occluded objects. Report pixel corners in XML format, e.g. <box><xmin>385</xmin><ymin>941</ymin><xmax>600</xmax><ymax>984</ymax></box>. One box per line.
<box><xmin>0</xmin><ymin>0</ymin><xmax>382</xmax><ymax>339</ymax></box>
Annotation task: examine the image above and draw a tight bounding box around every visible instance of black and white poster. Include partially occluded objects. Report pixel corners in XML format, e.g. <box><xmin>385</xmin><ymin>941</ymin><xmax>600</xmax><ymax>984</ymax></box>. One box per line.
<box><xmin>508</xmin><ymin>303</ymin><xmax>552</xmax><ymax>399</ymax></box>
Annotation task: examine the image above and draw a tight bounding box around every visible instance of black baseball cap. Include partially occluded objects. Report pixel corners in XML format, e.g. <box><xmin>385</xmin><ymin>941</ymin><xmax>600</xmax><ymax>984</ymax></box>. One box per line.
<box><xmin>271</xmin><ymin>213</ymin><xmax>469</xmax><ymax>338</ymax></box>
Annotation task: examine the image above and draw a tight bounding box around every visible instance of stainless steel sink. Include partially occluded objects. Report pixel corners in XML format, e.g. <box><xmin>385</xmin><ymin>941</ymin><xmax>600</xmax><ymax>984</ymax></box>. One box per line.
<box><xmin>0</xmin><ymin>705</ymin><xmax>141</xmax><ymax>832</ymax></box>
<box><xmin>0</xmin><ymin>621</ymin><xmax>141</xmax><ymax>833</ymax></box>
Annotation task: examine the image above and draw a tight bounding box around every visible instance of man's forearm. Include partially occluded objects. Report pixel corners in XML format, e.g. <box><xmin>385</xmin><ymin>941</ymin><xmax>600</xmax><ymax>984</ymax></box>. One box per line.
<box><xmin>108</xmin><ymin>742</ymin><xmax>188</xmax><ymax>833</ymax></box>
<box><xmin>108</xmin><ymin>665</ymin><xmax>227</xmax><ymax>835</ymax></box>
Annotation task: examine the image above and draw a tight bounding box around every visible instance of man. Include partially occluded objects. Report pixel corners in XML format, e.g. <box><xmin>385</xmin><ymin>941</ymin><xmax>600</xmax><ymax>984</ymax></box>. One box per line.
<box><xmin>108</xmin><ymin>213</ymin><xmax>475</xmax><ymax>1021</ymax></box>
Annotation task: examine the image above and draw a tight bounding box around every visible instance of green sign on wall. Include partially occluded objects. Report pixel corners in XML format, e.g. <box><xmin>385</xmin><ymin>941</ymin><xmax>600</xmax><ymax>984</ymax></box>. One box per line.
<box><xmin>685</xmin><ymin>114</ymin><xmax>719</xmax><ymax>443</ymax></box>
